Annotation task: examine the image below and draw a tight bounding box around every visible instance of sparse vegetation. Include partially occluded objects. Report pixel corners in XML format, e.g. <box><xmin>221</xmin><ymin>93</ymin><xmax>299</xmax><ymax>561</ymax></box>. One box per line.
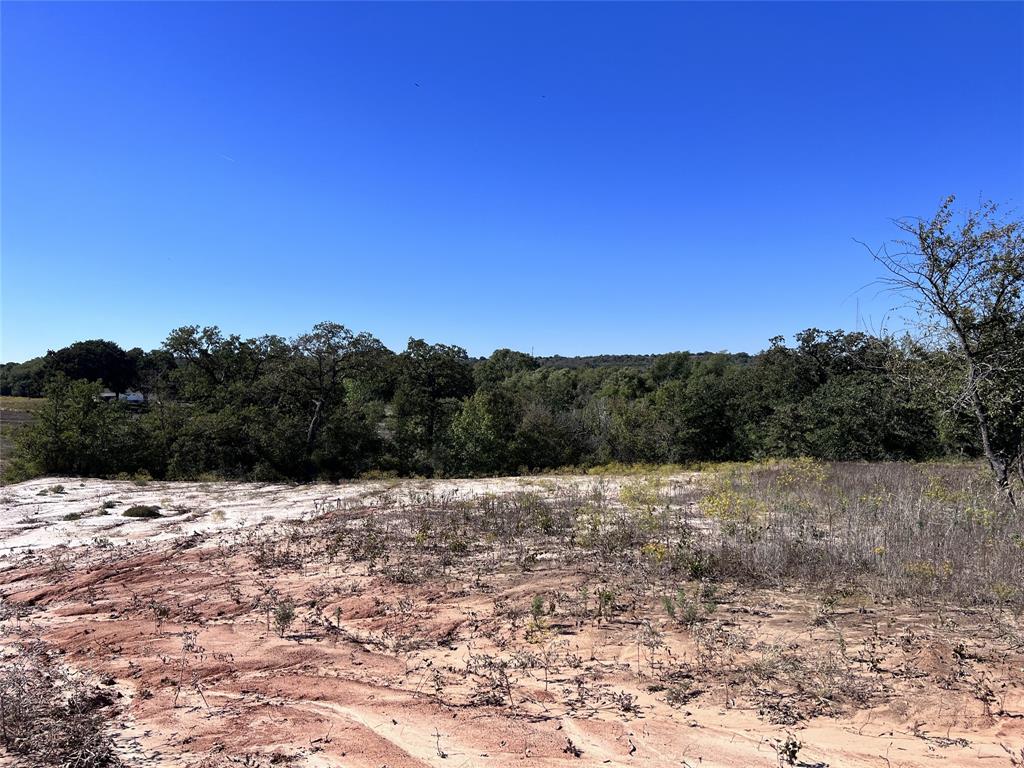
<box><xmin>1</xmin><ymin>465</ymin><xmax>1020</xmax><ymax>765</ymax></box>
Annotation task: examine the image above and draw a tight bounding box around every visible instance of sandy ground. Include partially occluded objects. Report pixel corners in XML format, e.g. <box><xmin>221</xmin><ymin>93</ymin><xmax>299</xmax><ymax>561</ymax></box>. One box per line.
<box><xmin>0</xmin><ymin>475</ymin><xmax>630</xmax><ymax>553</ymax></box>
<box><xmin>1</xmin><ymin>475</ymin><xmax>1023</xmax><ymax>768</ymax></box>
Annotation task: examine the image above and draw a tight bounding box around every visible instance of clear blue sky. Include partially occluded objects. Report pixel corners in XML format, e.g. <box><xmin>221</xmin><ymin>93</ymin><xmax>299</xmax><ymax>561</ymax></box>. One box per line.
<box><xmin>2</xmin><ymin>2</ymin><xmax>1022</xmax><ymax>362</ymax></box>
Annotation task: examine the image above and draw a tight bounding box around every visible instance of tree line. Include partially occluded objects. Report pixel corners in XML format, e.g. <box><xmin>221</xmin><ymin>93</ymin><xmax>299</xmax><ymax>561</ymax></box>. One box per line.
<box><xmin>2</xmin><ymin>196</ymin><xmax>1020</xmax><ymax>498</ymax></box>
<box><xmin>0</xmin><ymin>325</ymin><xmax>981</xmax><ymax>482</ymax></box>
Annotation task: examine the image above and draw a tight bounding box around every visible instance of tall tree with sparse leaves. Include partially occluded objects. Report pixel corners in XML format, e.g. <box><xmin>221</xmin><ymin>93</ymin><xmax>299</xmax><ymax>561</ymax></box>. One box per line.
<box><xmin>872</xmin><ymin>195</ymin><xmax>1024</xmax><ymax>507</ymax></box>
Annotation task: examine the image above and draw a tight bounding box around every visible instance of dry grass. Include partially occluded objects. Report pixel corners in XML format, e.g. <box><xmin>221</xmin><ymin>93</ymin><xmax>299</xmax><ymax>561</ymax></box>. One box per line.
<box><xmin>698</xmin><ymin>460</ymin><xmax>1023</xmax><ymax>608</ymax></box>
<box><xmin>0</xmin><ymin>642</ymin><xmax>123</xmax><ymax>767</ymax></box>
<box><xmin>237</xmin><ymin>459</ymin><xmax>1021</xmax><ymax>611</ymax></box>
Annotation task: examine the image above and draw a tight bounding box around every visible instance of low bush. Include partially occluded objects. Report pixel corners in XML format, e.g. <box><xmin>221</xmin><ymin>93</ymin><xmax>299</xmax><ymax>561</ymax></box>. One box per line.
<box><xmin>122</xmin><ymin>505</ymin><xmax>160</xmax><ymax>519</ymax></box>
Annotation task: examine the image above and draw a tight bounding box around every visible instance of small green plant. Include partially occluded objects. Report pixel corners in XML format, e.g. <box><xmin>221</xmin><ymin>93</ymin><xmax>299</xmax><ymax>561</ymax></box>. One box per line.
<box><xmin>661</xmin><ymin>594</ymin><xmax>677</xmax><ymax>621</ymax></box>
<box><xmin>663</xmin><ymin>583</ymin><xmax>716</xmax><ymax>627</ymax></box>
<box><xmin>696</xmin><ymin>581</ymin><xmax>719</xmax><ymax>613</ymax></box>
<box><xmin>273</xmin><ymin>600</ymin><xmax>296</xmax><ymax>637</ymax></box>
<box><xmin>123</xmin><ymin>505</ymin><xmax>161</xmax><ymax>519</ymax></box>
<box><xmin>664</xmin><ymin>680</ymin><xmax>701</xmax><ymax>707</ymax></box>
<box><xmin>562</xmin><ymin>737</ymin><xmax>583</xmax><ymax>758</ymax></box>
<box><xmin>530</xmin><ymin>594</ymin><xmax>546</xmax><ymax>625</ymax></box>
<box><xmin>61</xmin><ymin>512</ymin><xmax>83</xmax><ymax>521</ymax></box>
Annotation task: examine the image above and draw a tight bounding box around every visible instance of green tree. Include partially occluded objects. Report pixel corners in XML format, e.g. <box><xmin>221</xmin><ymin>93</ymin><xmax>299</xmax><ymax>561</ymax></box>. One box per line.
<box><xmin>42</xmin><ymin>340</ymin><xmax>137</xmax><ymax>395</ymax></box>
<box><xmin>389</xmin><ymin>339</ymin><xmax>474</xmax><ymax>474</ymax></box>
<box><xmin>797</xmin><ymin>371</ymin><xmax>938</xmax><ymax>460</ymax></box>
<box><xmin>650</xmin><ymin>356</ymin><xmax>749</xmax><ymax>463</ymax></box>
<box><xmin>872</xmin><ymin>196</ymin><xmax>1024</xmax><ymax>505</ymax></box>
<box><xmin>0</xmin><ymin>357</ymin><xmax>47</xmax><ymax>397</ymax></box>
<box><xmin>9</xmin><ymin>375</ymin><xmax>141</xmax><ymax>478</ymax></box>
<box><xmin>449</xmin><ymin>388</ymin><xmax>521</xmax><ymax>474</ymax></box>
<box><xmin>474</xmin><ymin>349</ymin><xmax>539</xmax><ymax>389</ymax></box>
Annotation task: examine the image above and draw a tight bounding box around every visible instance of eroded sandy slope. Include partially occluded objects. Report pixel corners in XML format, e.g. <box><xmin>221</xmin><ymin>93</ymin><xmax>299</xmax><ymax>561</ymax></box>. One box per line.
<box><xmin>1</xmin><ymin>476</ymin><xmax>1022</xmax><ymax>767</ymax></box>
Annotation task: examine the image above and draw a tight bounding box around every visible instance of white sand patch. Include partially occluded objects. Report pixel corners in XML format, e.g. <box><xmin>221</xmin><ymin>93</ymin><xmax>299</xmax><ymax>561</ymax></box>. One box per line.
<box><xmin>0</xmin><ymin>473</ymin><xmax>699</xmax><ymax>555</ymax></box>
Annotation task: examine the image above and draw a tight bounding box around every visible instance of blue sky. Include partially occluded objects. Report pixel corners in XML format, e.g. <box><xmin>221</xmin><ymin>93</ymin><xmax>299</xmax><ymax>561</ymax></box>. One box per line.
<box><xmin>2</xmin><ymin>1</ymin><xmax>1022</xmax><ymax>362</ymax></box>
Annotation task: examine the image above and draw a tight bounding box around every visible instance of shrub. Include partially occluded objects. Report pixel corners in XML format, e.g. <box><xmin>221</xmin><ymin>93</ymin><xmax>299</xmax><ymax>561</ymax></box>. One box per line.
<box><xmin>131</xmin><ymin>470</ymin><xmax>152</xmax><ymax>487</ymax></box>
<box><xmin>273</xmin><ymin>601</ymin><xmax>296</xmax><ymax>637</ymax></box>
<box><xmin>122</xmin><ymin>505</ymin><xmax>161</xmax><ymax>519</ymax></box>
<box><xmin>662</xmin><ymin>584</ymin><xmax>715</xmax><ymax>626</ymax></box>
<box><xmin>530</xmin><ymin>594</ymin><xmax>545</xmax><ymax>624</ymax></box>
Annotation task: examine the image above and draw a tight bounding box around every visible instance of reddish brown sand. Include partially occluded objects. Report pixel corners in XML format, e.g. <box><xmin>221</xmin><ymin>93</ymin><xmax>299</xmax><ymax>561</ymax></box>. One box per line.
<box><xmin>1</xmin><ymin>477</ymin><xmax>1023</xmax><ymax>767</ymax></box>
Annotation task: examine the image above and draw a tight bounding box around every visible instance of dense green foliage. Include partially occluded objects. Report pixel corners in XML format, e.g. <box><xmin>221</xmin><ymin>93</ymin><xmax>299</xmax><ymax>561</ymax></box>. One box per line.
<box><xmin>0</xmin><ymin>324</ymin><xmax>983</xmax><ymax>483</ymax></box>
<box><xmin>0</xmin><ymin>356</ymin><xmax>46</xmax><ymax>397</ymax></box>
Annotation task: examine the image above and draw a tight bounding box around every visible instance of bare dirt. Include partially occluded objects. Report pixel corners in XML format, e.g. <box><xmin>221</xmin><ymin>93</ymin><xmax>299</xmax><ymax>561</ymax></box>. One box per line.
<box><xmin>1</xmin><ymin>475</ymin><xmax>1022</xmax><ymax>767</ymax></box>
